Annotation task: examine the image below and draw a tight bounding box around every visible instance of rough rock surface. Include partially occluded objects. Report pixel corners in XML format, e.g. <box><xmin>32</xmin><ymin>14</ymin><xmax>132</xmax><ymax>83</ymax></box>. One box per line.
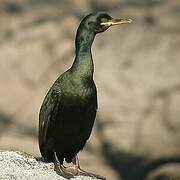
<box><xmin>0</xmin><ymin>150</ymin><xmax>99</xmax><ymax>180</ymax></box>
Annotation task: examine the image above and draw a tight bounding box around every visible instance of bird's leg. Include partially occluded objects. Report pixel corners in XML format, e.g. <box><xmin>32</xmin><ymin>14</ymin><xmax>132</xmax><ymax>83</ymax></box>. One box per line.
<box><xmin>62</xmin><ymin>156</ymin><xmax>79</xmax><ymax>176</ymax></box>
<box><xmin>68</xmin><ymin>155</ymin><xmax>106</xmax><ymax>180</ymax></box>
<box><xmin>53</xmin><ymin>152</ymin><xmax>74</xmax><ymax>179</ymax></box>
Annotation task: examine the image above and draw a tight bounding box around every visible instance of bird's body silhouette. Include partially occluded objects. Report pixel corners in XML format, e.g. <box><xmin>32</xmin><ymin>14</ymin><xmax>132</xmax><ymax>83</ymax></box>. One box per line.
<box><xmin>39</xmin><ymin>12</ymin><xmax>132</xmax><ymax>179</ymax></box>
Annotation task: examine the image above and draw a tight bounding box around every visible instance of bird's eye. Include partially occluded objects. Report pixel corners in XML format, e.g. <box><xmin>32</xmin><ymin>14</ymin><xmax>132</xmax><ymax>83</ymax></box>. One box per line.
<box><xmin>101</xmin><ymin>18</ymin><xmax>108</xmax><ymax>23</ymax></box>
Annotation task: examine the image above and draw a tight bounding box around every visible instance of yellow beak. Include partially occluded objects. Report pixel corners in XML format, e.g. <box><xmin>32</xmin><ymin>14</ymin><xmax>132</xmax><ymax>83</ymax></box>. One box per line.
<box><xmin>100</xmin><ymin>18</ymin><xmax>132</xmax><ymax>27</ymax></box>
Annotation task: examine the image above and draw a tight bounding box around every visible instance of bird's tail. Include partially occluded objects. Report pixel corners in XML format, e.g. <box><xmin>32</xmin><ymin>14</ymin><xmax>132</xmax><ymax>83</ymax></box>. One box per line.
<box><xmin>38</xmin><ymin>130</ymin><xmax>54</xmax><ymax>162</ymax></box>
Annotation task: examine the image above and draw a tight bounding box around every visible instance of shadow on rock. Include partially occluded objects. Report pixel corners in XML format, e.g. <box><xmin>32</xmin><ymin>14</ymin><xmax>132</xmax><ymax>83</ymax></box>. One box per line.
<box><xmin>96</xmin><ymin>116</ymin><xmax>180</xmax><ymax>180</ymax></box>
<box><xmin>0</xmin><ymin>112</ymin><xmax>12</xmax><ymax>133</ymax></box>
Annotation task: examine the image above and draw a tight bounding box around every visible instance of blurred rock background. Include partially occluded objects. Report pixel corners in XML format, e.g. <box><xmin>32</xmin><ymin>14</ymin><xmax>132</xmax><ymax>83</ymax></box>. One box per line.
<box><xmin>0</xmin><ymin>0</ymin><xmax>180</xmax><ymax>179</ymax></box>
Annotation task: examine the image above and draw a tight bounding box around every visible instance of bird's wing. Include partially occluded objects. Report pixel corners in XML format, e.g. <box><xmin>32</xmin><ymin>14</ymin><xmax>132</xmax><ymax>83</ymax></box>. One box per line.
<box><xmin>83</xmin><ymin>85</ymin><xmax>98</xmax><ymax>142</ymax></box>
<box><xmin>38</xmin><ymin>86</ymin><xmax>61</xmax><ymax>159</ymax></box>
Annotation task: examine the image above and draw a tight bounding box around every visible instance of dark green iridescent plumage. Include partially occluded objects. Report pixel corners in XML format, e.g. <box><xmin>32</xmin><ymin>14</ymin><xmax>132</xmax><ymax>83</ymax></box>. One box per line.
<box><xmin>39</xmin><ymin>12</ymin><xmax>115</xmax><ymax>164</ymax></box>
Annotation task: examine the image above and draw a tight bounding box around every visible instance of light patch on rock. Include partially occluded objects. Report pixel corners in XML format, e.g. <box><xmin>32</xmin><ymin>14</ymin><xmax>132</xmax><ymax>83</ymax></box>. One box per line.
<box><xmin>0</xmin><ymin>150</ymin><xmax>98</xmax><ymax>180</ymax></box>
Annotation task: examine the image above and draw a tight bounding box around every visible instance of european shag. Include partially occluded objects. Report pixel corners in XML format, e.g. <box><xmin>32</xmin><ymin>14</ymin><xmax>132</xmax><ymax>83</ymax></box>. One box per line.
<box><xmin>39</xmin><ymin>12</ymin><xmax>132</xmax><ymax>179</ymax></box>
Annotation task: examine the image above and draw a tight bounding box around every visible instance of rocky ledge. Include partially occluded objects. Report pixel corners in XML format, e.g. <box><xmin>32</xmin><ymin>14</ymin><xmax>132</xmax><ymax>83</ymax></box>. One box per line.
<box><xmin>0</xmin><ymin>150</ymin><xmax>98</xmax><ymax>180</ymax></box>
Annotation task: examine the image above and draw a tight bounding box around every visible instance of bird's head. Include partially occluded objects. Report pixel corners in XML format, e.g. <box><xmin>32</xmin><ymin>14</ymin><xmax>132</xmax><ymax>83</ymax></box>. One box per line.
<box><xmin>80</xmin><ymin>12</ymin><xmax>132</xmax><ymax>34</ymax></box>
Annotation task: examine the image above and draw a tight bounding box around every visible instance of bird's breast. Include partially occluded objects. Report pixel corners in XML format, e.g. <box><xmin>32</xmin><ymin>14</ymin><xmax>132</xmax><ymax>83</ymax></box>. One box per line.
<box><xmin>60</xmin><ymin>76</ymin><xmax>95</xmax><ymax>103</ymax></box>
<box><xmin>62</xmin><ymin>86</ymin><xmax>96</xmax><ymax>108</ymax></box>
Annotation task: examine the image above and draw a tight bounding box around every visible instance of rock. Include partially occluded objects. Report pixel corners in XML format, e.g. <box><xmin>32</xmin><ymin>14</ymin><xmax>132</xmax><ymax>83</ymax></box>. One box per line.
<box><xmin>0</xmin><ymin>132</ymin><xmax>38</xmax><ymax>155</ymax></box>
<box><xmin>91</xmin><ymin>0</ymin><xmax>121</xmax><ymax>10</ymax></box>
<box><xmin>0</xmin><ymin>150</ymin><xmax>100</xmax><ymax>180</ymax></box>
<box><xmin>66</xmin><ymin>0</ymin><xmax>90</xmax><ymax>15</ymax></box>
<box><xmin>146</xmin><ymin>164</ymin><xmax>180</xmax><ymax>180</ymax></box>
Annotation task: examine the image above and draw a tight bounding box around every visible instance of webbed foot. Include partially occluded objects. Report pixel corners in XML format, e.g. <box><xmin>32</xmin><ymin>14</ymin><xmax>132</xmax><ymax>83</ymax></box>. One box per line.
<box><xmin>76</xmin><ymin>167</ymin><xmax>106</xmax><ymax>180</ymax></box>
<box><xmin>65</xmin><ymin>165</ymin><xmax>106</xmax><ymax>180</ymax></box>
<box><xmin>54</xmin><ymin>163</ymin><xmax>74</xmax><ymax>179</ymax></box>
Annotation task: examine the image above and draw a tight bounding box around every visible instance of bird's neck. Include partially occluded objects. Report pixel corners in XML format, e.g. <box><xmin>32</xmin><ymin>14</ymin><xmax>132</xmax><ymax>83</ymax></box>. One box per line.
<box><xmin>71</xmin><ymin>28</ymin><xmax>95</xmax><ymax>79</ymax></box>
